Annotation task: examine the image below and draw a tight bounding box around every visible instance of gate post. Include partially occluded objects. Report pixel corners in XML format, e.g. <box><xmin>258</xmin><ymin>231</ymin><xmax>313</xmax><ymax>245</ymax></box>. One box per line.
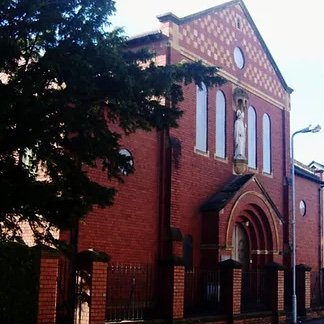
<box><xmin>296</xmin><ymin>264</ymin><xmax>312</xmax><ymax>318</ymax></box>
<box><xmin>159</xmin><ymin>227</ymin><xmax>185</xmax><ymax>320</ymax></box>
<box><xmin>219</xmin><ymin>259</ymin><xmax>242</xmax><ymax>318</ymax></box>
<box><xmin>76</xmin><ymin>250</ymin><xmax>110</xmax><ymax>324</ymax></box>
<box><xmin>35</xmin><ymin>245</ymin><xmax>60</xmax><ymax>324</ymax></box>
<box><xmin>264</xmin><ymin>261</ymin><xmax>286</xmax><ymax>323</ymax></box>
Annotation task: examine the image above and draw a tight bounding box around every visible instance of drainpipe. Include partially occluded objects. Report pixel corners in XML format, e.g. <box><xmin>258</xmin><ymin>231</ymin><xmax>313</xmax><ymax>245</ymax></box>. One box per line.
<box><xmin>282</xmin><ymin>108</ymin><xmax>290</xmax><ymax>267</ymax></box>
<box><xmin>157</xmin><ymin>40</ymin><xmax>172</xmax><ymax>261</ymax></box>
<box><xmin>157</xmin><ymin>127</ymin><xmax>171</xmax><ymax>260</ymax></box>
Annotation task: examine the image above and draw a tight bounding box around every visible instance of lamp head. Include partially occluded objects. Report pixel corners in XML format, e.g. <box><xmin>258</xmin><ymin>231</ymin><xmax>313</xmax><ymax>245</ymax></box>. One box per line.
<box><xmin>299</xmin><ymin>124</ymin><xmax>321</xmax><ymax>134</ymax></box>
<box><xmin>311</xmin><ymin>124</ymin><xmax>321</xmax><ymax>133</ymax></box>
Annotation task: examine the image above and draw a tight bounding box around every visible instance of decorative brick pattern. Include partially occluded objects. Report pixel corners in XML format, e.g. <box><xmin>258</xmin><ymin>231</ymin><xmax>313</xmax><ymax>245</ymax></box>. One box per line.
<box><xmin>176</xmin><ymin>5</ymin><xmax>285</xmax><ymax>102</ymax></box>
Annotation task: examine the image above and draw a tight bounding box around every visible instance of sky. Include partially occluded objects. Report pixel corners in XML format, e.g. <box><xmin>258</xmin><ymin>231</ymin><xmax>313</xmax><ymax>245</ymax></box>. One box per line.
<box><xmin>110</xmin><ymin>0</ymin><xmax>324</xmax><ymax>165</ymax></box>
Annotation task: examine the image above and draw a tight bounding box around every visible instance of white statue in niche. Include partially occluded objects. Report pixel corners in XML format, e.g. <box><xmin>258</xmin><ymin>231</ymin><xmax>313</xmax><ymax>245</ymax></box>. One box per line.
<box><xmin>234</xmin><ymin>108</ymin><xmax>246</xmax><ymax>160</ymax></box>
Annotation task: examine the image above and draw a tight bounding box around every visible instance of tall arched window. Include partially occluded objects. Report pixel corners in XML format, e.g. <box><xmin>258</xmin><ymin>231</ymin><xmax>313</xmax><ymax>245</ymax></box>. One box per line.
<box><xmin>196</xmin><ymin>83</ymin><xmax>207</xmax><ymax>152</ymax></box>
<box><xmin>216</xmin><ymin>90</ymin><xmax>226</xmax><ymax>158</ymax></box>
<box><xmin>263</xmin><ymin>113</ymin><xmax>271</xmax><ymax>173</ymax></box>
<box><xmin>248</xmin><ymin>106</ymin><xmax>256</xmax><ymax>168</ymax></box>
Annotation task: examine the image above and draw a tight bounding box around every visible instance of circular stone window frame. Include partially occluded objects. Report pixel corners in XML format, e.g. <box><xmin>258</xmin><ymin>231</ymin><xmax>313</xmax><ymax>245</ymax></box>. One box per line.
<box><xmin>233</xmin><ymin>46</ymin><xmax>245</xmax><ymax>69</ymax></box>
<box><xmin>299</xmin><ymin>199</ymin><xmax>307</xmax><ymax>217</ymax></box>
<box><xmin>118</xmin><ymin>148</ymin><xmax>134</xmax><ymax>175</ymax></box>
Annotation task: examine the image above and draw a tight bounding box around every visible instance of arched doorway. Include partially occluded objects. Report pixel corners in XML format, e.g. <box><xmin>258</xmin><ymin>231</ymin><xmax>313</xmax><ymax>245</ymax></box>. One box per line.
<box><xmin>232</xmin><ymin>222</ymin><xmax>250</xmax><ymax>271</ymax></box>
<box><xmin>230</xmin><ymin>204</ymin><xmax>274</xmax><ymax>312</ymax></box>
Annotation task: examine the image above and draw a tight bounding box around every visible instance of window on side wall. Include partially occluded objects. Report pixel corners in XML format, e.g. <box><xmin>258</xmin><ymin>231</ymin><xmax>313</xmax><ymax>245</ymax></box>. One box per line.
<box><xmin>215</xmin><ymin>90</ymin><xmax>226</xmax><ymax>158</ymax></box>
<box><xmin>248</xmin><ymin>106</ymin><xmax>257</xmax><ymax>168</ymax></box>
<box><xmin>195</xmin><ymin>83</ymin><xmax>207</xmax><ymax>152</ymax></box>
<box><xmin>263</xmin><ymin>113</ymin><xmax>271</xmax><ymax>174</ymax></box>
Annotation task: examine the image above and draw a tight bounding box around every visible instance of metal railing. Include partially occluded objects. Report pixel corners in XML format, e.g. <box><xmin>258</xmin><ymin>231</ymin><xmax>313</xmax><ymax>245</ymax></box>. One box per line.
<box><xmin>185</xmin><ymin>267</ymin><xmax>221</xmax><ymax>316</ymax></box>
<box><xmin>311</xmin><ymin>270</ymin><xmax>324</xmax><ymax>308</ymax></box>
<box><xmin>106</xmin><ymin>264</ymin><xmax>156</xmax><ymax>322</ymax></box>
<box><xmin>241</xmin><ymin>270</ymin><xmax>269</xmax><ymax>312</ymax></box>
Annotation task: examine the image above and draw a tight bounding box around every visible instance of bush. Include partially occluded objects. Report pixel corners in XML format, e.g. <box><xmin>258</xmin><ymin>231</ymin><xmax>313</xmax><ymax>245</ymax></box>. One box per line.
<box><xmin>0</xmin><ymin>242</ymin><xmax>39</xmax><ymax>324</ymax></box>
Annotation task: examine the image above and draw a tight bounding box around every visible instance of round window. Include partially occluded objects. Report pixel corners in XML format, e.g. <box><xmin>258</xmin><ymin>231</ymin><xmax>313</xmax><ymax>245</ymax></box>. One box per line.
<box><xmin>234</xmin><ymin>47</ymin><xmax>245</xmax><ymax>69</ymax></box>
<box><xmin>299</xmin><ymin>200</ymin><xmax>306</xmax><ymax>216</ymax></box>
<box><xmin>118</xmin><ymin>148</ymin><xmax>134</xmax><ymax>175</ymax></box>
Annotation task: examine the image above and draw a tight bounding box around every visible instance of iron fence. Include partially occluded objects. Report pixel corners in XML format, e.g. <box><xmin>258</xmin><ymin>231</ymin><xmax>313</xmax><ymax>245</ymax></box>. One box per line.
<box><xmin>106</xmin><ymin>264</ymin><xmax>156</xmax><ymax>322</ymax></box>
<box><xmin>311</xmin><ymin>270</ymin><xmax>324</xmax><ymax>307</ymax></box>
<box><xmin>56</xmin><ymin>257</ymin><xmax>91</xmax><ymax>324</ymax></box>
<box><xmin>286</xmin><ymin>270</ymin><xmax>324</xmax><ymax>310</ymax></box>
<box><xmin>185</xmin><ymin>267</ymin><xmax>221</xmax><ymax>316</ymax></box>
<box><xmin>241</xmin><ymin>270</ymin><xmax>269</xmax><ymax>312</ymax></box>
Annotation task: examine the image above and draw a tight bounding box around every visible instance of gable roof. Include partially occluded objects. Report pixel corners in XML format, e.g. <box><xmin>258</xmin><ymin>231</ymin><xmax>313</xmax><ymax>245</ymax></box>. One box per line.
<box><xmin>201</xmin><ymin>174</ymin><xmax>253</xmax><ymax>213</ymax></box>
<box><xmin>295</xmin><ymin>163</ymin><xmax>324</xmax><ymax>184</ymax></box>
<box><xmin>201</xmin><ymin>173</ymin><xmax>285</xmax><ymax>223</ymax></box>
<box><xmin>127</xmin><ymin>30</ymin><xmax>168</xmax><ymax>47</ymax></box>
<box><xmin>309</xmin><ymin>160</ymin><xmax>324</xmax><ymax>172</ymax></box>
<box><xmin>157</xmin><ymin>0</ymin><xmax>292</xmax><ymax>94</ymax></box>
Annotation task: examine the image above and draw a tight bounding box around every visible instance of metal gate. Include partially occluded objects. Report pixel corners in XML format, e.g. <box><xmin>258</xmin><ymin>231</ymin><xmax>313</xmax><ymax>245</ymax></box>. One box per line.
<box><xmin>106</xmin><ymin>264</ymin><xmax>156</xmax><ymax>322</ymax></box>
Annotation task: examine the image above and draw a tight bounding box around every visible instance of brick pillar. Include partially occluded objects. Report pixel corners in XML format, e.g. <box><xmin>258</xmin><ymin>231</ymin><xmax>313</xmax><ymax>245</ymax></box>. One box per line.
<box><xmin>89</xmin><ymin>260</ymin><xmax>109</xmax><ymax>324</ymax></box>
<box><xmin>77</xmin><ymin>250</ymin><xmax>110</xmax><ymax>324</ymax></box>
<box><xmin>158</xmin><ymin>227</ymin><xmax>185</xmax><ymax>320</ymax></box>
<box><xmin>219</xmin><ymin>259</ymin><xmax>242</xmax><ymax>318</ymax></box>
<box><xmin>296</xmin><ymin>264</ymin><xmax>312</xmax><ymax>317</ymax></box>
<box><xmin>159</xmin><ymin>262</ymin><xmax>185</xmax><ymax>320</ymax></box>
<box><xmin>173</xmin><ymin>265</ymin><xmax>185</xmax><ymax>318</ymax></box>
<box><xmin>264</xmin><ymin>261</ymin><xmax>286</xmax><ymax>323</ymax></box>
<box><xmin>35</xmin><ymin>245</ymin><xmax>60</xmax><ymax>324</ymax></box>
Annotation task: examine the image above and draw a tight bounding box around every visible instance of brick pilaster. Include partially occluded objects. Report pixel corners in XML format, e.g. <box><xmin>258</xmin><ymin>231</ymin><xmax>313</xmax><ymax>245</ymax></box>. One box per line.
<box><xmin>173</xmin><ymin>265</ymin><xmax>185</xmax><ymax>319</ymax></box>
<box><xmin>296</xmin><ymin>264</ymin><xmax>312</xmax><ymax>317</ymax></box>
<box><xmin>89</xmin><ymin>261</ymin><xmax>108</xmax><ymax>324</ymax></box>
<box><xmin>219</xmin><ymin>259</ymin><xmax>242</xmax><ymax>317</ymax></box>
<box><xmin>35</xmin><ymin>246</ymin><xmax>60</xmax><ymax>324</ymax></box>
<box><xmin>265</xmin><ymin>261</ymin><xmax>286</xmax><ymax>323</ymax></box>
<box><xmin>158</xmin><ymin>226</ymin><xmax>185</xmax><ymax>320</ymax></box>
<box><xmin>159</xmin><ymin>262</ymin><xmax>185</xmax><ymax>320</ymax></box>
<box><xmin>77</xmin><ymin>250</ymin><xmax>110</xmax><ymax>324</ymax></box>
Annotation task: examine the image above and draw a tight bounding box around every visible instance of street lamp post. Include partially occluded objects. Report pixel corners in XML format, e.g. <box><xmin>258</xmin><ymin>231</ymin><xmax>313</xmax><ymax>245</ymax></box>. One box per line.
<box><xmin>291</xmin><ymin>124</ymin><xmax>321</xmax><ymax>324</ymax></box>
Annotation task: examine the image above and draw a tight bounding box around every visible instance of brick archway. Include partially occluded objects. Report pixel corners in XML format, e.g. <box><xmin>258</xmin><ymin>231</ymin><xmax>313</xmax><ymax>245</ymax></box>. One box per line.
<box><xmin>225</xmin><ymin>191</ymin><xmax>281</xmax><ymax>266</ymax></box>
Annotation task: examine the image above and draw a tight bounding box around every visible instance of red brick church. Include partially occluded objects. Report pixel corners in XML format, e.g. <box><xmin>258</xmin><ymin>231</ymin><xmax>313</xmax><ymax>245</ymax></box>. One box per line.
<box><xmin>32</xmin><ymin>1</ymin><xmax>324</xmax><ymax>323</ymax></box>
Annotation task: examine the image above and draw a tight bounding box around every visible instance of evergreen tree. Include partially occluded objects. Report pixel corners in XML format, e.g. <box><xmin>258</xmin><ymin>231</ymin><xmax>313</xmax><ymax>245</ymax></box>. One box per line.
<box><xmin>0</xmin><ymin>0</ymin><xmax>224</xmax><ymax>243</ymax></box>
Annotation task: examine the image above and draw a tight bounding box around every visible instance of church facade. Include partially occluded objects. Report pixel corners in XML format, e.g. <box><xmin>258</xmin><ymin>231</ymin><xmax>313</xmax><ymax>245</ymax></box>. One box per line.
<box><xmin>56</xmin><ymin>1</ymin><xmax>324</xmax><ymax>323</ymax></box>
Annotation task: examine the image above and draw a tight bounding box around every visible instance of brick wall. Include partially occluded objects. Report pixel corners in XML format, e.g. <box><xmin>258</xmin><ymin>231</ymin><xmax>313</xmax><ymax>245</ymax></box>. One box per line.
<box><xmin>295</xmin><ymin>175</ymin><xmax>320</xmax><ymax>272</ymax></box>
<box><xmin>168</xmin><ymin>56</ymin><xmax>287</xmax><ymax>269</ymax></box>
<box><xmin>78</xmin><ymin>130</ymin><xmax>161</xmax><ymax>263</ymax></box>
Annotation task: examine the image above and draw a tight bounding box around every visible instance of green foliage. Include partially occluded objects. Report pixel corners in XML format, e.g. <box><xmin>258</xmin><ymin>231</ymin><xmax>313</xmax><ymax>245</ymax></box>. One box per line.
<box><xmin>0</xmin><ymin>241</ymin><xmax>39</xmax><ymax>324</ymax></box>
<box><xmin>0</xmin><ymin>0</ymin><xmax>225</xmax><ymax>240</ymax></box>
